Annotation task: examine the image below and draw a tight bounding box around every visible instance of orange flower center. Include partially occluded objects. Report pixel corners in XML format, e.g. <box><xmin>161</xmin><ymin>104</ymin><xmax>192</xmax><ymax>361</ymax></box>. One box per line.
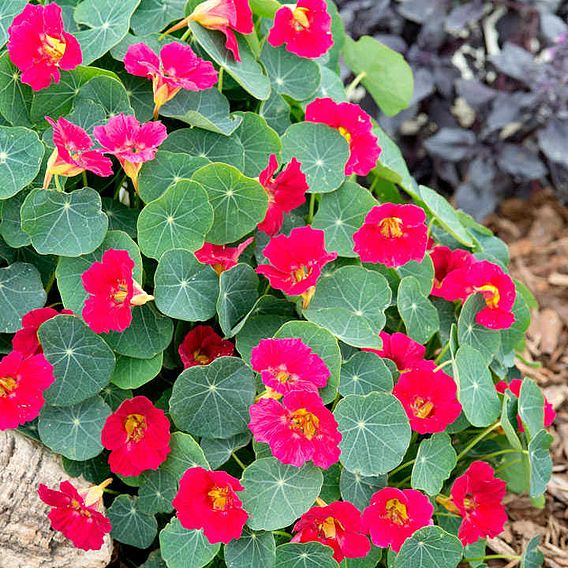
<box><xmin>112</xmin><ymin>281</ymin><xmax>129</xmax><ymax>304</ymax></box>
<box><xmin>193</xmin><ymin>350</ymin><xmax>211</xmax><ymax>365</ymax></box>
<box><xmin>124</xmin><ymin>413</ymin><xmax>147</xmax><ymax>443</ymax></box>
<box><xmin>474</xmin><ymin>284</ymin><xmax>500</xmax><ymax>309</ymax></box>
<box><xmin>71</xmin><ymin>499</ymin><xmax>92</xmax><ymax>518</ymax></box>
<box><xmin>0</xmin><ymin>376</ymin><xmax>17</xmax><ymax>397</ymax></box>
<box><xmin>208</xmin><ymin>485</ymin><xmax>231</xmax><ymax>510</ymax></box>
<box><xmin>276</xmin><ymin>370</ymin><xmax>291</xmax><ymax>383</ymax></box>
<box><xmin>292</xmin><ymin>7</ymin><xmax>310</xmax><ymax>30</ymax></box>
<box><xmin>338</xmin><ymin>126</ymin><xmax>352</xmax><ymax>144</ymax></box>
<box><xmin>290</xmin><ymin>408</ymin><xmax>320</xmax><ymax>440</ymax></box>
<box><xmin>384</xmin><ymin>498</ymin><xmax>409</xmax><ymax>526</ymax></box>
<box><xmin>318</xmin><ymin>516</ymin><xmax>342</xmax><ymax>539</ymax></box>
<box><xmin>412</xmin><ymin>397</ymin><xmax>434</xmax><ymax>419</ymax></box>
<box><xmin>379</xmin><ymin>217</ymin><xmax>403</xmax><ymax>238</ymax></box>
<box><xmin>463</xmin><ymin>497</ymin><xmax>477</xmax><ymax>511</ymax></box>
<box><xmin>292</xmin><ymin>265</ymin><xmax>312</xmax><ymax>283</ymax></box>
<box><xmin>42</xmin><ymin>34</ymin><xmax>66</xmax><ymax>63</ymax></box>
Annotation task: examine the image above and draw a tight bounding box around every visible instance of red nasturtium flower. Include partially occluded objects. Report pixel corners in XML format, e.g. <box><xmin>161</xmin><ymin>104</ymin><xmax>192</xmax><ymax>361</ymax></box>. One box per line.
<box><xmin>93</xmin><ymin>114</ymin><xmax>168</xmax><ymax>191</ymax></box>
<box><xmin>305</xmin><ymin>98</ymin><xmax>381</xmax><ymax>176</ymax></box>
<box><xmin>43</xmin><ymin>116</ymin><xmax>113</xmax><ymax>189</ymax></box>
<box><xmin>496</xmin><ymin>379</ymin><xmax>556</xmax><ymax>431</ymax></box>
<box><xmin>249</xmin><ymin>390</ymin><xmax>341</xmax><ymax>469</ymax></box>
<box><xmin>251</xmin><ymin>338</ymin><xmax>329</xmax><ymax>396</ymax></box>
<box><xmin>393</xmin><ymin>363</ymin><xmax>462</xmax><ymax>434</ymax></box>
<box><xmin>292</xmin><ymin>501</ymin><xmax>371</xmax><ymax>562</ymax></box>
<box><xmin>12</xmin><ymin>307</ymin><xmax>73</xmax><ymax>358</ymax></box>
<box><xmin>258</xmin><ymin>154</ymin><xmax>309</xmax><ymax>236</ymax></box>
<box><xmin>268</xmin><ymin>0</ymin><xmax>333</xmax><ymax>59</ymax></box>
<box><xmin>195</xmin><ymin>237</ymin><xmax>254</xmax><ymax>275</ymax></box>
<box><xmin>448</xmin><ymin>461</ymin><xmax>507</xmax><ymax>545</ymax></box>
<box><xmin>0</xmin><ymin>351</ymin><xmax>55</xmax><ymax>430</ymax></box>
<box><xmin>353</xmin><ymin>203</ymin><xmax>428</xmax><ymax>267</ymax></box>
<box><xmin>362</xmin><ymin>487</ymin><xmax>434</xmax><ymax>552</ymax></box>
<box><xmin>163</xmin><ymin>0</ymin><xmax>253</xmax><ymax>62</ymax></box>
<box><xmin>81</xmin><ymin>249</ymin><xmax>153</xmax><ymax>334</ymax></box>
<box><xmin>173</xmin><ymin>467</ymin><xmax>248</xmax><ymax>544</ymax></box>
<box><xmin>430</xmin><ymin>245</ymin><xmax>476</xmax><ymax>301</ymax></box>
<box><xmin>178</xmin><ymin>325</ymin><xmax>235</xmax><ymax>368</ymax></box>
<box><xmin>123</xmin><ymin>42</ymin><xmax>218</xmax><ymax>119</ymax></box>
<box><xmin>363</xmin><ymin>331</ymin><xmax>426</xmax><ymax>373</ymax></box>
<box><xmin>7</xmin><ymin>3</ymin><xmax>82</xmax><ymax>91</ymax></box>
<box><xmin>256</xmin><ymin>226</ymin><xmax>337</xmax><ymax>308</ymax></box>
<box><xmin>38</xmin><ymin>479</ymin><xmax>113</xmax><ymax>551</ymax></box>
<box><xmin>101</xmin><ymin>396</ymin><xmax>171</xmax><ymax>477</ymax></box>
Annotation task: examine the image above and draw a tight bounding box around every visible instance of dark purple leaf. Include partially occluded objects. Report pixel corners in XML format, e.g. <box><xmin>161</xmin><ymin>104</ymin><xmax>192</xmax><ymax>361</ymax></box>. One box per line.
<box><xmin>491</xmin><ymin>43</ymin><xmax>539</xmax><ymax>84</ymax></box>
<box><xmin>538</xmin><ymin>118</ymin><xmax>568</xmax><ymax>167</ymax></box>
<box><xmin>540</xmin><ymin>12</ymin><xmax>568</xmax><ymax>42</ymax></box>
<box><xmin>456</xmin><ymin>181</ymin><xmax>500</xmax><ymax>221</ymax></box>
<box><xmin>497</xmin><ymin>144</ymin><xmax>547</xmax><ymax>180</ymax></box>
<box><xmin>446</xmin><ymin>0</ymin><xmax>485</xmax><ymax>31</ymax></box>
<box><xmin>424</xmin><ymin>128</ymin><xmax>477</xmax><ymax>161</ymax></box>
<box><xmin>456</xmin><ymin>79</ymin><xmax>497</xmax><ymax>109</ymax></box>
<box><xmin>397</xmin><ymin>0</ymin><xmax>446</xmax><ymax>24</ymax></box>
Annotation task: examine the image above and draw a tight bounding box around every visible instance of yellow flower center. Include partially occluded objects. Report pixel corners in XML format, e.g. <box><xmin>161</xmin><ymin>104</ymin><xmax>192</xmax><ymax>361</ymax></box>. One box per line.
<box><xmin>292</xmin><ymin>265</ymin><xmax>312</xmax><ymax>283</ymax></box>
<box><xmin>276</xmin><ymin>370</ymin><xmax>291</xmax><ymax>383</ymax></box>
<box><xmin>385</xmin><ymin>498</ymin><xmax>409</xmax><ymax>526</ymax></box>
<box><xmin>112</xmin><ymin>281</ymin><xmax>129</xmax><ymax>304</ymax></box>
<box><xmin>318</xmin><ymin>516</ymin><xmax>341</xmax><ymax>539</ymax></box>
<box><xmin>42</xmin><ymin>34</ymin><xmax>66</xmax><ymax>63</ymax></box>
<box><xmin>208</xmin><ymin>485</ymin><xmax>231</xmax><ymax>510</ymax></box>
<box><xmin>124</xmin><ymin>413</ymin><xmax>147</xmax><ymax>443</ymax></box>
<box><xmin>463</xmin><ymin>497</ymin><xmax>477</xmax><ymax>511</ymax></box>
<box><xmin>412</xmin><ymin>397</ymin><xmax>434</xmax><ymax>419</ymax></box>
<box><xmin>290</xmin><ymin>408</ymin><xmax>320</xmax><ymax>440</ymax></box>
<box><xmin>474</xmin><ymin>284</ymin><xmax>500</xmax><ymax>309</ymax></box>
<box><xmin>292</xmin><ymin>7</ymin><xmax>310</xmax><ymax>30</ymax></box>
<box><xmin>338</xmin><ymin>126</ymin><xmax>352</xmax><ymax>144</ymax></box>
<box><xmin>0</xmin><ymin>376</ymin><xmax>17</xmax><ymax>397</ymax></box>
<box><xmin>379</xmin><ymin>217</ymin><xmax>404</xmax><ymax>238</ymax></box>
<box><xmin>193</xmin><ymin>350</ymin><xmax>211</xmax><ymax>365</ymax></box>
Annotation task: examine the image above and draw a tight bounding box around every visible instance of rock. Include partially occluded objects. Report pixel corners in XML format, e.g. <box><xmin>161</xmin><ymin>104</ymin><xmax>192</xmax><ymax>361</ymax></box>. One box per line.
<box><xmin>0</xmin><ymin>429</ymin><xmax>113</xmax><ymax>568</ymax></box>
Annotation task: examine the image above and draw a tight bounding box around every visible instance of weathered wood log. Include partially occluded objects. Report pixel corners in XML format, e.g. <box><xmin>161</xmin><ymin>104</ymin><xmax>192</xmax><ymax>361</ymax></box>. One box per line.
<box><xmin>0</xmin><ymin>429</ymin><xmax>112</xmax><ymax>568</ymax></box>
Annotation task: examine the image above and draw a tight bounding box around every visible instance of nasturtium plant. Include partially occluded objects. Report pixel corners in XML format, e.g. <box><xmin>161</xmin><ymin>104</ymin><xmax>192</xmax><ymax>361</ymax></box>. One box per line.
<box><xmin>0</xmin><ymin>1</ymin><xmax>551</xmax><ymax>567</ymax></box>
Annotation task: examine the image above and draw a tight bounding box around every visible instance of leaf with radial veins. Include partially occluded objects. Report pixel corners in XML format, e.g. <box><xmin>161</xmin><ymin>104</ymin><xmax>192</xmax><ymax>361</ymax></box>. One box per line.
<box><xmin>411</xmin><ymin>433</ymin><xmax>457</xmax><ymax>496</ymax></box>
<box><xmin>394</xmin><ymin>526</ymin><xmax>463</xmax><ymax>568</ymax></box>
<box><xmin>339</xmin><ymin>352</ymin><xmax>393</xmax><ymax>397</ymax></box>
<box><xmin>275</xmin><ymin>542</ymin><xmax>339</xmax><ymax>568</ymax></box>
<box><xmin>0</xmin><ymin>52</ymin><xmax>32</xmax><ymax>127</ymax></box>
<box><xmin>397</xmin><ymin>276</ymin><xmax>439</xmax><ymax>344</ymax></box>
<box><xmin>225</xmin><ymin>528</ymin><xmax>276</xmax><ymax>568</ymax></box>
<box><xmin>0</xmin><ymin>1</ymin><xmax>27</xmax><ymax>48</ymax></box>
<box><xmin>107</xmin><ymin>495</ymin><xmax>157</xmax><ymax>549</ymax></box>
<box><xmin>130</xmin><ymin>0</ymin><xmax>187</xmax><ymax>35</ymax></box>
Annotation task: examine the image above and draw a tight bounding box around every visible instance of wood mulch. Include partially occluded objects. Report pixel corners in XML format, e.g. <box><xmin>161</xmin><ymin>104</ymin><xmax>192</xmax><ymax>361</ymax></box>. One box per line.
<box><xmin>481</xmin><ymin>189</ymin><xmax>568</xmax><ymax>567</ymax></box>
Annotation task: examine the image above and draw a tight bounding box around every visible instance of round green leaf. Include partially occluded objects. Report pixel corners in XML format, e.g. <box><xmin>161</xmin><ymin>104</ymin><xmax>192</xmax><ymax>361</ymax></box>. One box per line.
<box><xmin>275</xmin><ymin>320</ymin><xmax>341</xmax><ymax>404</ymax></box>
<box><xmin>170</xmin><ymin>356</ymin><xmax>256</xmax><ymax>438</ymax></box>
<box><xmin>161</xmin><ymin>431</ymin><xmax>210</xmax><ymax>481</ymax></box>
<box><xmin>240</xmin><ymin>457</ymin><xmax>323</xmax><ymax>531</ymax></box>
<box><xmin>397</xmin><ymin>276</ymin><xmax>439</xmax><ymax>344</ymax></box>
<box><xmin>62</xmin><ymin>454</ymin><xmax>111</xmax><ymax>484</ymax></box>
<box><xmin>528</xmin><ymin>429</ymin><xmax>553</xmax><ymax>498</ymax></box>
<box><xmin>105</xmin><ymin>303</ymin><xmax>174</xmax><ymax>359</ymax></box>
<box><xmin>108</xmin><ymin>495</ymin><xmax>158</xmax><ymax>549</ymax></box>
<box><xmin>334</xmin><ymin>392</ymin><xmax>411</xmax><ymax>476</ymax></box>
<box><xmin>76</xmin><ymin>76</ymin><xmax>134</xmax><ymax>119</ymax></box>
<box><xmin>0</xmin><ymin>51</ymin><xmax>32</xmax><ymax>126</ymax></box>
<box><xmin>339</xmin><ymin>352</ymin><xmax>393</xmax><ymax>397</ymax></box>
<box><xmin>100</xmin><ymin>383</ymin><xmax>131</xmax><ymax>411</ymax></box>
<box><xmin>111</xmin><ymin>352</ymin><xmax>163</xmax><ymax>389</ymax></box>
<box><xmin>0</xmin><ymin>126</ymin><xmax>44</xmax><ymax>199</ymax></box>
<box><xmin>137</xmin><ymin>180</ymin><xmax>213</xmax><ymax>259</ymax></box>
<box><xmin>21</xmin><ymin>188</ymin><xmax>109</xmax><ymax>257</ymax></box>
<box><xmin>101</xmin><ymin>197</ymin><xmax>138</xmax><ymax>238</ymax></box>
<box><xmin>0</xmin><ymin>262</ymin><xmax>46</xmax><ymax>332</ymax></box>
<box><xmin>521</xmin><ymin>536</ymin><xmax>544</xmax><ymax>568</ymax></box>
<box><xmin>192</xmin><ymin>163</ymin><xmax>268</xmax><ymax>244</ymax></box>
<box><xmin>200</xmin><ymin>431</ymin><xmax>251</xmax><ymax>470</ymax></box>
<box><xmin>38</xmin><ymin>396</ymin><xmax>111</xmax><ymax>461</ymax></box>
<box><xmin>0</xmin><ymin>190</ymin><xmax>31</xmax><ymax>248</ymax></box>
<box><xmin>519</xmin><ymin>378</ymin><xmax>546</xmax><ymax>439</ymax></box>
<box><xmin>39</xmin><ymin>315</ymin><xmax>115</xmax><ymax>407</ymax></box>
<box><xmin>138</xmin><ymin>151</ymin><xmax>209</xmax><ymax>203</ymax></box>
<box><xmin>131</xmin><ymin>0</ymin><xmax>186</xmax><ymax>35</ymax></box>
<box><xmin>411</xmin><ymin>433</ymin><xmax>457</xmax><ymax>496</ymax></box>
<box><xmin>312</xmin><ymin>181</ymin><xmax>376</xmax><ymax>257</ymax></box>
<box><xmin>397</xmin><ymin>255</ymin><xmax>435</xmax><ymax>297</ymax></box>
<box><xmin>394</xmin><ymin>526</ymin><xmax>463</xmax><ymax>568</ymax></box>
<box><xmin>154</xmin><ymin>248</ymin><xmax>220</xmax><ymax>322</ymax></box>
<box><xmin>160</xmin><ymin>519</ymin><xmax>219</xmax><ymax>568</ymax></box>
<box><xmin>275</xmin><ymin>542</ymin><xmax>339</xmax><ymax>568</ymax></box>
<box><xmin>339</xmin><ymin>469</ymin><xmax>386</xmax><ymax>511</ymax></box>
<box><xmin>56</xmin><ymin>230</ymin><xmax>143</xmax><ymax>315</ymax></box>
<box><xmin>0</xmin><ymin>2</ymin><xmax>27</xmax><ymax>49</ymax></box>
<box><xmin>138</xmin><ymin>469</ymin><xmax>177</xmax><ymax>514</ymax></box>
<box><xmin>225</xmin><ymin>528</ymin><xmax>276</xmax><ymax>568</ymax></box>
<box><xmin>260</xmin><ymin>43</ymin><xmax>321</xmax><ymax>101</ymax></box>
<box><xmin>281</xmin><ymin>122</ymin><xmax>349</xmax><ymax>194</ymax></box>
<box><xmin>260</xmin><ymin>91</ymin><xmax>291</xmax><ymax>135</ymax></box>
<box><xmin>304</xmin><ymin>266</ymin><xmax>391</xmax><ymax>349</ymax></box>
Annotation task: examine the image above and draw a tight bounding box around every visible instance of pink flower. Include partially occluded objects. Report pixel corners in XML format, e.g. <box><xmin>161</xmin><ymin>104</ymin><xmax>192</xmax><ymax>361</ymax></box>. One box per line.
<box><xmin>393</xmin><ymin>363</ymin><xmax>462</xmax><ymax>434</ymax></box>
<box><xmin>0</xmin><ymin>351</ymin><xmax>55</xmax><ymax>430</ymax></box>
<box><xmin>363</xmin><ymin>331</ymin><xmax>426</xmax><ymax>373</ymax></box>
<box><xmin>81</xmin><ymin>249</ymin><xmax>153</xmax><ymax>334</ymax></box>
<box><xmin>124</xmin><ymin>42</ymin><xmax>217</xmax><ymax>119</ymax></box>
<box><xmin>305</xmin><ymin>98</ymin><xmax>381</xmax><ymax>176</ymax></box>
<box><xmin>430</xmin><ymin>246</ymin><xmax>476</xmax><ymax>301</ymax></box>
<box><xmin>249</xmin><ymin>391</ymin><xmax>341</xmax><ymax>469</ymax></box>
<box><xmin>258</xmin><ymin>155</ymin><xmax>309</xmax><ymax>236</ymax></box>
<box><xmin>12</xmin><ymin>307</ymin><xmax>73</xmax><ymax>358</ymax></box>
<box><xmin>38</xmin><ymin>480</ymin><xmax>112</xmax><ymax>551</ymax></box>
<box><xmin>7</xmin><ymin>3</ymin><xmax>82</xmax><ymax>91</ymax></box>
<box><xmin>163</xmin><ymin>0</ymin><xmax>254</xmax><ymax>62</ymax></box>
<box><xmin>173</xmin><ymin>467</ymin><xmax>248</xmax><ymax>544</ymax></box>
<box><xmin>101</xmin><ymin>396</ymin><xmax>171</xmax><ymax>477</ymax></box>
<box><xmin>43</xmin><ymin>116</ymin><xmax>113</xmax><ymax>189</ymax></box>
<box><xmin>256</xmin><ymin>226</ymin><xmax>337</xmax><ymax>307</ymax></box>
<box><xmin>449</xmin><ymin>461</ymin><xmax>507</xmax><ymax>545</ymax></box>
<box><xmin>362</xmin><ymin>487</ymin><xmax>434</xmax><ymax>552</ymax></box>
<box><xmin>195</xmin><ymin>237</ymin><xmax>254</xmax><ymax>275</ymax></box>
<box><xmin>93</xmin><ymin>114</ymin><xmax>168</xmax><ymax>191</ymax></box>
<box><xmin>178</xmin><ymin>325</ymin><xmax>235</xmax><ymax>368</ymax></box>
<box><xmin>251</xmin><ymin>338</ymin><xmax>329</xmax><ymax>396</ymax></box>
<box><xmin>496</xmin><ymin>379</ymin><xmax>556</xmax><ymax>432</ymax></box>
<box><xmin>292</xmin><ymin>501</ymin><xmax>371</xmax><ymax>562</ymax></box>
<box><xmin>353</xmin><ymin>203</ymin><xmax>428</xmax><ymax>267</ymax></box>
<box><xmin>268</xmin><ymin>0</ymin><xmax>333</xmax><ymax>59</ymax></box>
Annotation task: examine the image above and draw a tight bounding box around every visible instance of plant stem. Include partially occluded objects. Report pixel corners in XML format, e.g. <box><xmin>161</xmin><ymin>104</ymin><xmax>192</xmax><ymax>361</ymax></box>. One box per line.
<box><xmin>462</xmin><ymin>555</ymin><xmax>520</xmax><ymax>563</ymax></box>
<box><xmin>231</xmin><ymin>452</ymin><xmax>247</xmax><ymax>470</ymax></box>
<box><xmin>389</xmin><ymin>459</ymin><xmax>415</xmax><ymax>477</ymax></box>
<box><xmin>434</xmin><ymin>360</ymin><xmax>453</xmax><ymax>373</ymax></box>
<box><xmin>82</xmin><ymin>171</ymin><xmax>88</xmax><ymax>187</ymax></box>
<box><xmin>307</xmin><ymin>193</ymin><xmax>316</xmax><ymax>223</ymax></box>
<box><xmin>434</xmin><ymin>341</ymin><xmax>451</xmax><ymax>364</ymax></box>
<box><xmin>218</xmin><ymin>68</ymin><xmax>224</xmax><ymax>93</ymax></box>
<box><xmin>434</xmin><ymin>512</ymin><xmax>460</xmax><ymax>518</ymax></box>
<box><xmin>346</xmin><ymin>72</ymin><xmax>366</xmax><ymax>97</ymax></box>
<box><xmin>54</xmin><ymin>175</ymin><xmax>63</xmax><ymax>192</ymax></box>
<box><xmin>456</xmin><ymin>421</ymin><xmax>502</xmax><ymax>462</ymax></box>
<box><xmin>478</xmin><ymin>448</ymin><xmax>528</xmax><ymax>461</ymax></box>
<box><xmin>272</xmin><ymin>530</ymin><xmax>291</xmax><ymax>539</ymax></box>
<box><xmin>180</xmin><ymin>27</ymin><xmax>192</xmax><ymax>42</ymax></box>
